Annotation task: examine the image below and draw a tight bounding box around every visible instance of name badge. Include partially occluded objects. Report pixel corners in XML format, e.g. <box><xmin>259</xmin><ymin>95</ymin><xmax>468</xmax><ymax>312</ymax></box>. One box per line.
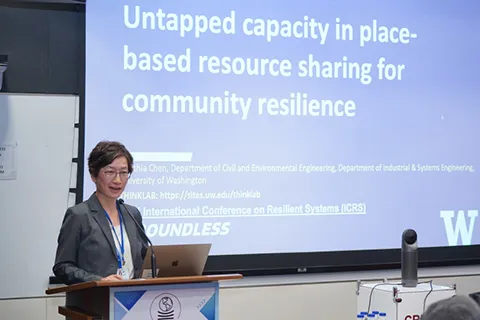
<box><xmin>118</xmin><ymin>268</ymin><xmax>129</xmax><ymax>280</ymax></box>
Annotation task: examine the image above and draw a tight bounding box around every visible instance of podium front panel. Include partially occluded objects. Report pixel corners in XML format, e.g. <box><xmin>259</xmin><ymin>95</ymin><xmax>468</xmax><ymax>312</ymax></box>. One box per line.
<box><xmin>109</xmin><ymin>281</ymin><xmax>219</xmax><ymax>320</ymax></box>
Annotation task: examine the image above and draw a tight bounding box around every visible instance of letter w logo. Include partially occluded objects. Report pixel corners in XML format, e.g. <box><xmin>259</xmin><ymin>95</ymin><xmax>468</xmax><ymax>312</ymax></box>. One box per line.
<box><xmin>440</xmin><ymin>210</ymin><xmax>478</xmax><ymax>245</ymax></box>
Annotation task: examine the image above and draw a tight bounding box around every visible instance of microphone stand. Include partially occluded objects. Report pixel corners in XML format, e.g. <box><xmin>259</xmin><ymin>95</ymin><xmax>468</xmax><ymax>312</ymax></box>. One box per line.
<box><xmin>119</xmin><ymin>199</ymin><xmax>157</xmax><ymax>278</ymax></box>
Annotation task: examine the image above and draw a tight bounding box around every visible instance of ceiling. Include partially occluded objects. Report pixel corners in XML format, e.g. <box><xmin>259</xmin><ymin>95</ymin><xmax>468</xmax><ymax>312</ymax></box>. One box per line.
<box><xmin>3</xmin><ymin>0</ymin><xmax>85</xmax><ymax>3</ymax></box>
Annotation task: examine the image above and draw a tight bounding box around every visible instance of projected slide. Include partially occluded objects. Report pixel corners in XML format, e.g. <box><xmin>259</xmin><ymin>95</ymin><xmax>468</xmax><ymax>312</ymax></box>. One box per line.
<box><xmin>85</xmin><ymin>1</ymin><xmax>480</xmax><ymax>255</ymax></box>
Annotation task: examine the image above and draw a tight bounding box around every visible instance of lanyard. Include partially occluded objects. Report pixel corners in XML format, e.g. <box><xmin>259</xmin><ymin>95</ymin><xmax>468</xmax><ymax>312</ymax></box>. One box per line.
<box><xmin>104</xmin><ymin>203</ymin><xmax>125</xmax><ymax>269</ymax></box>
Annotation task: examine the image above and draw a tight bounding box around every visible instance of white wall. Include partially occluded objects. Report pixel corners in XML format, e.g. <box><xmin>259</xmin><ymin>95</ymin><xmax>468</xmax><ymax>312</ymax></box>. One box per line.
<box><xmin>0</xmin><ymin>93</ymin><xmax>78</xmax><ymax>299</ymax></box>
<box><xmin>2</xmin><ymin>266</ymin><xmax>480</xmax><ymax>320</ymax></box>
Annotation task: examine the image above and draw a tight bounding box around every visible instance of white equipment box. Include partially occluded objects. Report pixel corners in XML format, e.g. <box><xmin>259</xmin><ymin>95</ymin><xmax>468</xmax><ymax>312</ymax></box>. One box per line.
<box><xmin>356</xmin><ymin>281</ymin><xmax>456</xmax><ymax>320</ymax></box>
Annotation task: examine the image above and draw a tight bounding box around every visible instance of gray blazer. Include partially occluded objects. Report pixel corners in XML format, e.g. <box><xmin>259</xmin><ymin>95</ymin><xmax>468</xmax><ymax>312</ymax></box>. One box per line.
<box><xmin>53</xmin><ymin>193</ymin><xmax>148</xmax><ymax>285</ymax></box>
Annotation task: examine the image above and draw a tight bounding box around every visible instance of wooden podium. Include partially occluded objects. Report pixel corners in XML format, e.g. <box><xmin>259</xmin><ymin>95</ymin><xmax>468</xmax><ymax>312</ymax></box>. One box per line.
<box><xmin>45</xmin><ymin>274</ymin><xmax>242</xmax><ymax>320</ymax></box>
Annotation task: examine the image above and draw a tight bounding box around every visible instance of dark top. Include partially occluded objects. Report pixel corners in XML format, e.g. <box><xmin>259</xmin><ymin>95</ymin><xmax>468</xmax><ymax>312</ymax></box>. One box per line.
<box><xmin>52</xmin><ymin>193</ymin><xmax>148</xmax><ymax>285</ymax></box>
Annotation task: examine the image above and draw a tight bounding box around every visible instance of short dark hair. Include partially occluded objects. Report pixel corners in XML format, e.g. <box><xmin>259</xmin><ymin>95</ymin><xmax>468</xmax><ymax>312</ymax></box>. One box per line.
<box><xmin>88</xmin><ymin>141</ymin><xmax>134</xmax><ymax>177</ymax></box>
<box><xmin>422</xmin><ymin>295</ymin><xmax>480</xmax><ymax>320</ymax></box>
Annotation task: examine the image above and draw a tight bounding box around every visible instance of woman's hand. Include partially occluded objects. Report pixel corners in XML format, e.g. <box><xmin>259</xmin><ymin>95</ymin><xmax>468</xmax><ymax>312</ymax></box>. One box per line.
<box><xmin>101</xmin><ymin>274</ymin><xmax>123</xmax><ymax>281</ymax></box>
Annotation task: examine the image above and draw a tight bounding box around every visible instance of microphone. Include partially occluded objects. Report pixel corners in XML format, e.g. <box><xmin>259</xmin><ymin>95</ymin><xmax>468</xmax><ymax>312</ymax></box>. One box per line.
<box><xmin>118</xmin><ymin>199</ymin><xmax>157</xmax><ymax>279</ymax></box>
<box><xmin>401</xmin><ymin>228</ymin><xmax>418</xmax><ymax>287</ymax></box>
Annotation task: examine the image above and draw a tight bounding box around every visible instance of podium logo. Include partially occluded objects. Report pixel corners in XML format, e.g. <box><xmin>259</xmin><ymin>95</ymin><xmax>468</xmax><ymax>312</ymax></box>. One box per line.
<box><xmin>150</xmin><ymin>293</ymin><xmax>182</xmax><ymax>320</ymax></box>
<box><xmin>440</xmin><ymin>210</ymin><xmax>478</xmax><ymax>245</ymax></box>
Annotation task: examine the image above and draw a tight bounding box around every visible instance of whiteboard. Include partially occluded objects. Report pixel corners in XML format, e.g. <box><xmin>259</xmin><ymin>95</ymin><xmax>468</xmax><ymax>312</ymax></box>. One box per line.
<box><xmin>0</xmin><ymin>93</ymin><xmax>78</xmax><ymax>299</ymax></box>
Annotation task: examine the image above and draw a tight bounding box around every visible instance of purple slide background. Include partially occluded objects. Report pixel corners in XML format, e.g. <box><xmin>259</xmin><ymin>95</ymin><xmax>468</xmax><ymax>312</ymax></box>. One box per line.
<box><xmin>85</xmin><ymin>0</ymin><xmax>480</xmax><ymax>255</ymax></box>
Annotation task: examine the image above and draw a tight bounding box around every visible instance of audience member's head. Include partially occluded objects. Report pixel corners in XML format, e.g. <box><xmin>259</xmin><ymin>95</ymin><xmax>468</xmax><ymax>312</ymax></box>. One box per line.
<box><xmin>422</xmin><ymin>295</ymin><xmax>480</xmax><ymax>320</ymax></box>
